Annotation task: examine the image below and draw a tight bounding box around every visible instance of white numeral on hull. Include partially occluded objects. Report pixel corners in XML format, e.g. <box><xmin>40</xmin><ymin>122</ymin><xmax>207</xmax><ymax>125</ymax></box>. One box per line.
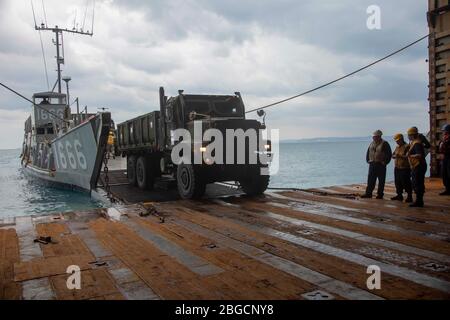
<box><xmin>38</xmin><ymin>109</ymin><xmax>65</xmax><ymax>121</ymax></box>
<box><xmin>55</xmin><ymin>139</ymin><xmax>88</xmax><ymax>171</ymax></box>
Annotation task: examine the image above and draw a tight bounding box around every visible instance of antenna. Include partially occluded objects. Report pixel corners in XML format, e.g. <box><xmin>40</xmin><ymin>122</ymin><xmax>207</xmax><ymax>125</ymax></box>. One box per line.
<box><xmin>72</xmin><ymin>9</ymin><xmax>77</xmax><ymax>31</ymax></box>
<box><xmin>31</xmin><ymin>0</ymin><xmax>50</xmax><ymax>90</ymax></box>
<box><xmin>30</xmin><ymin>0</ymin><xmax>38</xmax><ymax>28</ymax></box>
<box><xmin>82</xmin><ymin>0</ymin><xmax>89</xmax><ymax>31</ymax></box>
<box><xmin>91</xmin><ymin>0</ymin><xmax>96</xmax><ymax>35</ymax></box>
<box><xmin>41</xmin><ymin>0</ymin><xmax>48</xmax><ymax>27</ymax></box>
<box><xmin>34</xmin><ymin>1</ymin><xmax>95</xmax><ymax>94</ymax></box>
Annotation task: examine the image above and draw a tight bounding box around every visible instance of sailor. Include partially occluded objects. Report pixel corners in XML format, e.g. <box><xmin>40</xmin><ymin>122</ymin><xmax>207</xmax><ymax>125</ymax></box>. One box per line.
<box><xmin>412</xmin><ymin>126</ymin><xmax>431</xmax><ymax>156</ymax></box>
<box><xmin>361</xmin><ymin>130</ymin><xmax>392</xmax><ymax>199</ymax></box>
<box><xmin>391</xmin><ymin>133</ymin><xmax>413</xmax><ymax>203</ymax></box>
<box><xmin>407</xmin><ymin>127</ymin><xmax>427</xmax><ymax>208</ymax></box>
<box><xmin>40</xmin><ymin>97</ymin><xmax>50</xmax><ymax>105</ymax></box>
<box><xmin>438</xmin><ymin>124</ymin><xmax>450</xmax><ymax>196</ymax></box>
<box><xmin>107</xmin><ymin>129</ymin><xmax>116</xmax><ymax>159</ymax></box>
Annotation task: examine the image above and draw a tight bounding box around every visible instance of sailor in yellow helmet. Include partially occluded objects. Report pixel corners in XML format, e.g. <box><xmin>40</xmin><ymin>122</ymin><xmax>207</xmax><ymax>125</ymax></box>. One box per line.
<box><xmin>391</xmin><ymin>133</ymin><xmax>412</xmax><ymax>203</ymax></box>
<box><xmin>407</xmin><ymin>127</ymin><xmax>427</xmax><ymax>208</ymax></box>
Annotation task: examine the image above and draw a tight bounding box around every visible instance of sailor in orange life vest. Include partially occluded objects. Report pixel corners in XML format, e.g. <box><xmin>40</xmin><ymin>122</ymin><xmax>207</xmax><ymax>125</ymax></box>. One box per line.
<box><xmin>407</xmin><ymin>127</ymin><xmax>428</xmax><ymax>208</ymax></box>
<box><xmin>391</xmin><ymin>133</ymin><xmax>413</xmax><ymax>203</ymax></box>
<box><xmin>361</xmin><ymin>130</ymin><xmax>392</xmax><ymax>199</ymax></box>
<box><xmin>107</xmin><ymin>129</ymin><xmax>116</xmax><ymax>159</ymax></box>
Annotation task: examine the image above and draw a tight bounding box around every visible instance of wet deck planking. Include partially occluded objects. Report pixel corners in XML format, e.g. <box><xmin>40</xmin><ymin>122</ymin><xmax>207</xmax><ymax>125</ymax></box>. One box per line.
<box><xmin>0</xmin><ymin>179</ymin><xmax>449</xmax><ymax>300</ymax></box>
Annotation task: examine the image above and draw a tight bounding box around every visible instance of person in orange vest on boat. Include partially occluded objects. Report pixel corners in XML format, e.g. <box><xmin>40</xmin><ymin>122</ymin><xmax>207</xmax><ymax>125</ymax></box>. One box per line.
<box><xmin>391</xmin><ymin>133</ymin><xmax>413</xmax><ymax>203</ymax></box>
<box><xmin>107</xmin><ymin>129</ymin><xmax>116</xmax><ymax>159</ymax></box>
<box><xmin>439</xmin><ymin>124</ymin><xmax>450</xmax><ymax>196</ymax></box>
<box><xmin>361</xmin><ymin>130</ymin><xmax>392</xmax><ymax>199</ymax></box>
<box><xmin>407</xmin><ymin>127</ymin><xmax>427</xmax><ymax>208</ymax></box>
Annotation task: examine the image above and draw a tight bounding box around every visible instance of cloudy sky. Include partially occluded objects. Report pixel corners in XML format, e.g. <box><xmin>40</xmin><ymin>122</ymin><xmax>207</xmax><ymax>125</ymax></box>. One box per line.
<box><xmin>0</xmin><ymin>0</ymin><xmax>429</xmax><ymax>149</ymax></box>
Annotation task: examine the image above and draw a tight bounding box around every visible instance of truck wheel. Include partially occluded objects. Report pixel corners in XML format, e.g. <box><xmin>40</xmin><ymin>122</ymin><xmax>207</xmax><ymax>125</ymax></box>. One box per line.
<box><xmin>177</xmin><ymin>164</ymin><xmax>206</xmax><ymax>199</ymax></box>
<box><xmin>239</xmin><ymin>174</ymin><xmax>270</xmax><ymax>196</ymax></box>
<box><xmin>127</xmin><ymin>155</ymin><xmax>137</xmax><ymax>186</ymax></box>
<box><xmin>136</xmin><ymin>156</ymin><xmax>154</xmax><ymax>190</ymax></box>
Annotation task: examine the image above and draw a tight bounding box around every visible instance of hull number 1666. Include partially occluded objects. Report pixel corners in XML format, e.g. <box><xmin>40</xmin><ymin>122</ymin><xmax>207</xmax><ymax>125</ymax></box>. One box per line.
<box><xmin>54</xmin><ymin>139</ymin><xmax>88</xmax><ymax>171</ymax></box>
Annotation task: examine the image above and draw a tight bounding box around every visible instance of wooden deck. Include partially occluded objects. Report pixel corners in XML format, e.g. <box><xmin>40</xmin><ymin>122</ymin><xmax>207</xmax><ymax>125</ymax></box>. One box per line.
<box><xmin>1</xmin><ymin>179</ymin><xmax>449</xmax><ymax>300</ymax></box>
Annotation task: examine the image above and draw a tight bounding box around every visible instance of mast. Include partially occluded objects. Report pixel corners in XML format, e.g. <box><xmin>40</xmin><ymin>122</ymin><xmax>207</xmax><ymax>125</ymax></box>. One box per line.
<box><xmin>35</xmin><ymin>25</ymin><xmax>93</xmax><ymax>94</ymax></box>
<box><xmin>55</xmin><ymin>28</ymin><xmax>61</xmax><ymax>93</ymax></box>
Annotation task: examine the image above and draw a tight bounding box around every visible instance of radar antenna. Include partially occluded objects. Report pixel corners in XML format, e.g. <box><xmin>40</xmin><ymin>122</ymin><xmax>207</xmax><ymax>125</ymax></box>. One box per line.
<box><xmin>33</xmin><ymin>0</ymin><xmax>96</xmax><ymax>94</ymax></box>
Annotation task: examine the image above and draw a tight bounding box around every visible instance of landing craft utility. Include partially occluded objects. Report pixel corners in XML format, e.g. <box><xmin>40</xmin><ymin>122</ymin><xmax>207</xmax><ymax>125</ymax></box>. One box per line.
<box><xmin>19</xmin><ymin>23</ymin><xmax>111</xmax><ymax>195</ymax></box>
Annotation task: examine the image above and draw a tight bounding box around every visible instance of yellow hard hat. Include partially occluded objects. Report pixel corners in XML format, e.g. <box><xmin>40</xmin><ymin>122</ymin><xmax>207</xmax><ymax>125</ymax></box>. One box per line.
<box><xmin>393</xmin><ymin>133</ymin><xmax>403</xmax><ymax>142</ymax></box>
<box><xmin>407</xmin><ymin>127</ymin><xmax>418</xmax><ymax>135</ymax></box>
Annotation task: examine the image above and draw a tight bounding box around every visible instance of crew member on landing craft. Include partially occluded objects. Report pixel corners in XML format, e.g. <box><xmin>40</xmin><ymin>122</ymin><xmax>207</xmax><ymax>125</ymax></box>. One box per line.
<box><xmin>439</xmin><ymin>124</ymin><xmax>450</xmax><ymax>196</ymax></box>
<box><xmin>407</xmin><ymin>127</ymin><xmax>427</xmax><ymax>208</ymax></box>
<box><xmin>40</xmin><ymin>97</ymin><xmax>50</xmax><ymax>105</ymax></box>
<box><xmin>107</xmin><ymin>129</ymin><xmax>116</xmax><ymax>159</ymax></box>
<box><xmin>361</xmin><ymin>130</ymin><xmax>392</xmax><ymax>200</ymax></box>
<box><xmin>391</xmin><ymin>133</ymin><xmax>413</xmax><ymax>203</ymax></box>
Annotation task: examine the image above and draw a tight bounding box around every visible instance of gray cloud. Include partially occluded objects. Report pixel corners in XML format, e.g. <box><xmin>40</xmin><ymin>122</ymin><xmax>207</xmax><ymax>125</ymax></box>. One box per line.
<box><xmin>0</xmin><ymin>0</ymin><xmax>430</xmax><ymax>148</ymax></box>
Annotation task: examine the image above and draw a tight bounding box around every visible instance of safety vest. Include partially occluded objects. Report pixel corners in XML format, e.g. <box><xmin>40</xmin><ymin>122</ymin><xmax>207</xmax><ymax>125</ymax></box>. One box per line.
<box><xmin>368</xmin><ymin>140</ymin><xmax>386</xmax><ymax>163</ymax></box>
<box><xmin>394</xmin><ymin>144</ymin><xmax>410</xmax><ymax>169</ymax></box>
<box><xmin>107</xmin><ymin>132</ymin><xmax>115</xmax><ymax>146</ymax></box>
<box><xmin>408</xmin><ymin>140</ymin><xmax>423</xmax><ymax>169</ymax></box>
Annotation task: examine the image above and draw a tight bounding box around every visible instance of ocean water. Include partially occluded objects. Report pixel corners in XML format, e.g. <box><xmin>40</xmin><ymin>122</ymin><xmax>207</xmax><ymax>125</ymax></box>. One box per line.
<box><xmin>0</xmin><ymin>149</ymin><xmax>104</xmax><ymax>218</ymax></box>
<box><xmin>270</xmin><ymin>140</ymin><xmax>395</xmax><ymax>189</ymax></box>
<box><xmin>0</xmin><ymin>140</ymin><xmax>399</xmax><ymax>218</ymax></box>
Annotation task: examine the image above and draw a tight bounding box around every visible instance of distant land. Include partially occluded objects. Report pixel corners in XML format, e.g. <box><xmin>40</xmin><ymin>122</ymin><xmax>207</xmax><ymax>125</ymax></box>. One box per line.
<box><xmin>0</xmin><ymin>137</ymin><xmax>395</xmax><ymax>150</ymax></box>
<box><xmin>280</xmin><ymin>136</ymin><xmax>392</xmax><ymax>143</ymax></box>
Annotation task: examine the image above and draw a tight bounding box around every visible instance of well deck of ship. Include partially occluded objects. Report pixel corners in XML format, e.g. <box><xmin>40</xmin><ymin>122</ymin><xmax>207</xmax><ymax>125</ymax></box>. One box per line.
<box><xmin>1</xmin><ymin>179</ymin><xmax>449</xmax><ymax>300</ymax></box>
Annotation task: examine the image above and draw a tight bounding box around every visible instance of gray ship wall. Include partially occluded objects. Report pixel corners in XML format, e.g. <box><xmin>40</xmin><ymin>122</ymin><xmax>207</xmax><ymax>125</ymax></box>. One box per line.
<box><xmin>23</xmin><ymin>114</ymin><xmax>106</xmax><ymax>193</ymax></box>
<box><xmin>50</xmin><ymin>117</ymin><xmax>101</xmax><ymax>191</ymax></box>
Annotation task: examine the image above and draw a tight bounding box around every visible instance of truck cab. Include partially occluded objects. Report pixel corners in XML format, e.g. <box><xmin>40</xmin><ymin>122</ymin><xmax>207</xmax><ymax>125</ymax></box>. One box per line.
<box><xmin>117</xmin><ymin>87</ymin><xmax>272</xmax><ymax>199</ymax></box>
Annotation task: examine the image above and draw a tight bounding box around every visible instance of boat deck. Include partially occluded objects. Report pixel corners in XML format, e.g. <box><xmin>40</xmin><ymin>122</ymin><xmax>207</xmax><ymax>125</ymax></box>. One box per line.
<box><xmin>1</xmin><ymin>179</ymin><xmax>449</xmax><ymax>300</ymax></box>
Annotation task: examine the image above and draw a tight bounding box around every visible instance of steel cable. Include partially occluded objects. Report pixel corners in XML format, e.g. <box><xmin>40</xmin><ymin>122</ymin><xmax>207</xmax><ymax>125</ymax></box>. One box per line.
<box><xmin>246</xmin><ymin>34</ymin><xmax>430</xmax><ymax>114</ymax></box>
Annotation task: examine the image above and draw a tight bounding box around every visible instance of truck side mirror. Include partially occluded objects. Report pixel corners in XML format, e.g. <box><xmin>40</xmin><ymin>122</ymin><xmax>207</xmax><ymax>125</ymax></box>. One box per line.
<box><xmin>257</xmin><ymin>109</ymin><xmax>267</xmax><ymax>129</ymax></box>
<box><xmin>257</xmin><ymin>109</ymin><xmax>266</xmax><ymax>118</ymax></box>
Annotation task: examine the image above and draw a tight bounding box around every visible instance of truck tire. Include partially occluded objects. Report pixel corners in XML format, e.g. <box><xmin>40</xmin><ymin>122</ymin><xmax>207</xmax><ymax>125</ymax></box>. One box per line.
<box><xmin>176</xmin><ymin>164</ymin><xmax>206</xmax><ymax>199</ymax></box>
<box><xmin>136</xmin><ymin>156</ymin><xmax>154</xmax><ymax>190</ymax></box>
<box><xmin>127</xmin><ymin>155</ymin><xmax>137</xmax><ymax>186</ymax></box>
<box><xmin>239</xmin><ymin>174</ymin><xmax>270</xmax><ymax>196</ymax></box>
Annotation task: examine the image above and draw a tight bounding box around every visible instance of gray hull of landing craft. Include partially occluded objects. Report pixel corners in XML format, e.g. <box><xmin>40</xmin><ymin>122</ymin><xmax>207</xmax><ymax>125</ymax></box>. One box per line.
<box><xmin>22</xmin><ymin>113</ymin><xmax>110</xmax><ymax>194</ymax></box>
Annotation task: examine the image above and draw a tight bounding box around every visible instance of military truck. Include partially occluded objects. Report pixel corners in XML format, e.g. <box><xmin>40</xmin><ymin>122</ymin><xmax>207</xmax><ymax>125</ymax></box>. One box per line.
<box><xmin>116</xmin><ymin>87</ymin><xmax>272</xmax><ymax>199</ymax></box>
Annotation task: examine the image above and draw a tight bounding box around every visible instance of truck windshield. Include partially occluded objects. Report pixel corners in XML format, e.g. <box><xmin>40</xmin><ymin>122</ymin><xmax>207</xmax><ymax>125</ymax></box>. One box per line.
<box><xmin>213</xmin><ymin>97</ymin><xmax>243</xmax><ymax>117</ymax></box>
<box><xmin>184</xmin><ymin>96</ymin><xmax>244</xmax><ymax>120</ymax></box>
<box><xmin>186</xmin><ymin>101</ymin><xmax>210</xmax><ymax>115</ymax></box>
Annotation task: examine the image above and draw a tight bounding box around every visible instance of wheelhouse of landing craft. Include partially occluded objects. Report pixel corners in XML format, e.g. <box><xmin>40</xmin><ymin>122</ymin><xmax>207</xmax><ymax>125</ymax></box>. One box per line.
<box><xmin>23</xmin><ymin>92</ymin><xmax>68</xmax><ymax>171</ymax></box>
